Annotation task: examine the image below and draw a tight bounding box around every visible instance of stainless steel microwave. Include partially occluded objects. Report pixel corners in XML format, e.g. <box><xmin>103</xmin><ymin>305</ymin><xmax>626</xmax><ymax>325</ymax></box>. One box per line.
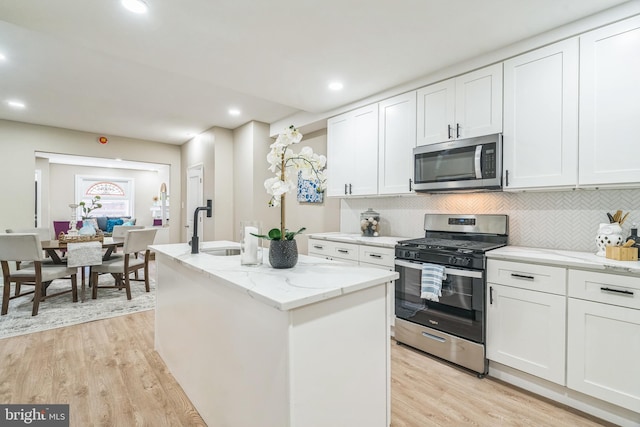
<box><xmin>413</xmin><ymin>134</ymin><xmax>502</xmax><ymax>192</ymax></box>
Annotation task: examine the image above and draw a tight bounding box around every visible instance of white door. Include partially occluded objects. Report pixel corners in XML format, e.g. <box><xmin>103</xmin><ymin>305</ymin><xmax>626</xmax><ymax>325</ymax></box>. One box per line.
<box><xmin>455</xmin><ymin>63</ymin><xmax>503</xmax><ymax>139</ymax></box>
<box><xmin>579</xmin><ymin>15</ymin><xmax>640</xmax><ymax>185</ymax></box>
<box><xmin>503</xmin><ymin>38</ymin><xmax>579</xmax><ymax>189</ymax></box>
<box><xmin>416</xmin><ymin>79</ymin><xmax>455</xmax><ymax>146</ymax></box>
<box><xmin>378</xmin><ymin>91</ymin><xmax>416</xmax><ymax>194</ymax></box>
<box><xmin>186</xmin><ymin>164</ymin><xmax>203</xmax><ymax>242</ymax></box>
<box><xmin>486</xmin><ymin>283</ymin><xmax>566</xmax><ymax>385</ymax></box>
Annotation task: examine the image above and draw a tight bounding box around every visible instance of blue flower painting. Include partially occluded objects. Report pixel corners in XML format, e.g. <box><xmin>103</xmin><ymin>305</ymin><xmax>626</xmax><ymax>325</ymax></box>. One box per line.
<box><xmin>297</xmin><ymin>171</ymin><xmax>324</xmax><ymax>203</ymax></box>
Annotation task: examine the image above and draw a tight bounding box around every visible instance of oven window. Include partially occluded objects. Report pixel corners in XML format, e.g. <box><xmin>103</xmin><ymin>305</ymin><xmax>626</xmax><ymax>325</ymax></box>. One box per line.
<box><xmin>395</xmin><ymin>262</ymin><xmax>485</xmax><ymax>342</ymax></box>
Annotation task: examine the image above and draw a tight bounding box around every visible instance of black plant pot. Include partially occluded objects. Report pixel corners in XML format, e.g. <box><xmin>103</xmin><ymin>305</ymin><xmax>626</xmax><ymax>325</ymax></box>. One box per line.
<box><xmin>269</xmin><ymin>239</ymin><xmax>298</xmax><ymax>269</ymax></box>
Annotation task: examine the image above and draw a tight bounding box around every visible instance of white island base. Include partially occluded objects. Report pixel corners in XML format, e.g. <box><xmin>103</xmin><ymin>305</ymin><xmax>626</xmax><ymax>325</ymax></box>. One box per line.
<box><xmin>152</xmin><ymin>242</ymin><xmax>397</xmax><ymax>427</ymax></box>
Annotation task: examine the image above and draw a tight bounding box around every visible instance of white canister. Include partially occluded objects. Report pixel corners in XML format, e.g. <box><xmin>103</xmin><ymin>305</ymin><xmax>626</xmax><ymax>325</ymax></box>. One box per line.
<box><xmin>595</xmin><ymin>222</ymin><xmax>623</xmax><ymax>256</ymax></box>
<box><xmin>240</xmin><ymin>220</ymin><xmax>263</xmax><ymax>266</ymax></box>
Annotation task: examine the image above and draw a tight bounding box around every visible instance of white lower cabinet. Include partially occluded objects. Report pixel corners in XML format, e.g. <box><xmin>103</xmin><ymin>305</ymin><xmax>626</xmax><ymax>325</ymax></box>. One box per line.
<box><xmin>486</xmin><ymin>260</ymin><xmax>567</xmax><ymax>385</ymax></box>
<box><xmin>309</xmin><ymin>238</ymin><xmax>396</xmax><ymax>329</ymax></box>
<box><xmin>567</xmin><ymin>269</ymin><xmax>640</xmax><ymax>412</ymax></box>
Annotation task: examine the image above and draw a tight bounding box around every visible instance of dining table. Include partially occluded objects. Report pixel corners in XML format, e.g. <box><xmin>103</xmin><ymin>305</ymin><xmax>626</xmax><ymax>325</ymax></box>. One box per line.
<box><xmin>41</xmin><ymin>237</ymin><xmax>123</xmax><ymax>264</ymax></box>
<box><xmin>41</xmin><ymin>238</ymin><xmax>125</xmax><ymax>298</ymax></box>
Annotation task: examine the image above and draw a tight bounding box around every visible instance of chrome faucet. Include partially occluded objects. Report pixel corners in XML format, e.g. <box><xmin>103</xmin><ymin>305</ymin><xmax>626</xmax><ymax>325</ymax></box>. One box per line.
<box><xmin>191</xmin><ymin>199</ymin><xmax>212</xmax><ymax>254</ymax></box>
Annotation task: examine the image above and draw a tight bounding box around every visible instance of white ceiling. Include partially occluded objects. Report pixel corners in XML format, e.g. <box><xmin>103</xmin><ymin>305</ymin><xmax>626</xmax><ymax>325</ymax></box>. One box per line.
<box><xmin>0</xmin><ymin>0</ymin><xmax>632</xmax><ymax>145</ymax></box>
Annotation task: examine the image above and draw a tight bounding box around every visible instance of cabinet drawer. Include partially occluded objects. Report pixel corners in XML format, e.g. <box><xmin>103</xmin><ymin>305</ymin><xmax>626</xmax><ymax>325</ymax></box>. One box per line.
<box><xmin>359</xmin><ymin>245</ymin><xmax>395</xmax><ymax>268</ymax></box>
<box><xmin>308</xmin><ymin>239</ymin><xmax>332</xmax><ymax>257</ymax></box>
<box><xmin>308</xmin><ymin>239</ymin><xmax>359</xmax><ymax>262</ymax></box>
<box><xmin>568</xmin><ymin>269</ymin><xmax>640</xmax><ymax>310</ymax></box>
<box><xmin>487</xmin><ymin>260</ymin><xmax>566</xmax><ymax>295</ymax></box>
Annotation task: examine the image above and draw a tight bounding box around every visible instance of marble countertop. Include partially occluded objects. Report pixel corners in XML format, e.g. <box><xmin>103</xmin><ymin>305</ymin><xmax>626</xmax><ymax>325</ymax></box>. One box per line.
<box><xmin>487</xmin><ymin>246</ymin><xmax>640</xmax><ymax>275</ymax></box>
<box><xmin>307</xmin><ymin>232</ymin><xmax>410</xmax><ymax>249</ymax></box>
<box><xmin>150</xmin><ymin>240</ymin><xmax>399</xmax><ymax>311</ymax></box>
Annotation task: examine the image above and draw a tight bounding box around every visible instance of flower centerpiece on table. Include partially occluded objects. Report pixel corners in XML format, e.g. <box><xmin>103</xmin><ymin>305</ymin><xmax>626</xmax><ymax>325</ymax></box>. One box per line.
<box><xmin>255</xmin><ymin>125</ymin><xmax>327</xmax><ymax>267</ymax></box>
<box><xmin>79</xmin><ymin>195</ymin><xmax>102</xmax><ymax>219</ymax></box>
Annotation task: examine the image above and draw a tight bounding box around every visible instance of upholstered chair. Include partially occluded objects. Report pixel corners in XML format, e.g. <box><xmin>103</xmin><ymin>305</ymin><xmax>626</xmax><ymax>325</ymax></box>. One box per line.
<box><xmin>0</xmin><ymin>233</ymin><xmax>78</xmax><ymax>316</ymax></box>
<box><xmin>90</xmin><ymin>228</ymin><xmax>157</xmax><ymax>300</ymax></box>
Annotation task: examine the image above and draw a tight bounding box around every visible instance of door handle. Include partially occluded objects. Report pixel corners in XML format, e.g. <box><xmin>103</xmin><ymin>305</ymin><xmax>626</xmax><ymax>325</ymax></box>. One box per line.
<box><xmin>447</xmin><ymin>124</ymin><xmax>452</xmax><ymax>139</ymax></box>
<box><xmin>344</xmin><ymin>183</ymin><xmax>348</xmax><ymax>195</ymax></box>
<box><xmin>409</xmin><ymin>178</ymin><xmax>413</xmax><ymax>191</ymax></box>
<box><xmin>489</xmin><ymin>286</ymin><xmax>493</xmax><ymax>304</ymax></box>
<box><xmin>456</xmin><ymin>123</ymin><xmax>461</xmax><ymax>138</ymax></box>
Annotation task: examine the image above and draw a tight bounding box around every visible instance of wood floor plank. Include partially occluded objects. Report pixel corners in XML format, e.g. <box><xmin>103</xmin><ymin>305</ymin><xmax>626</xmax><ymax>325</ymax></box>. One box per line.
<box><xmin>0</xmin><ymin>310</ymin><xmax>615</xmax><ymax>426</ymax></box>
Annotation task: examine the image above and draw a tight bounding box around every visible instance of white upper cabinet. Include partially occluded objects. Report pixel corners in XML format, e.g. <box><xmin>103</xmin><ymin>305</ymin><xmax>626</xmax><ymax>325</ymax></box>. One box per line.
<box><xmin>378</xmin><ymin>92</ymin><xmax>417</xmax><ymax>195</ymax></box>
<box><xmin>416</xmin><ymin>79</ymin><xmax>455</xmax><ymax>145</ymax></box>
<box><xmin>326</xmin><ymin>104</ymin><xmax>378</xmax><ymax>197</ymax></box>
<box><xmin>579</xmin><ymin>15</ymin><xmax>640</xmax><ymax>186</ymax></box>
<box><xmin>502</xmin><ymin>38</ymin><xmax>579</xmax><ymax>189</ymax></box>
<box><xmin>417</xmin><ymin>63</ymin><xmax>503</xmax><ymax>146</ymax></box>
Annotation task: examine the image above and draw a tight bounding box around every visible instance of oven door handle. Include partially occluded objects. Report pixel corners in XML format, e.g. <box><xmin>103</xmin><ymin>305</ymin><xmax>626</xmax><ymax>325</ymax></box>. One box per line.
<box><xmin>394</xmin><ymin>259</ymin><xmax>483</xmax><ymax>279</ymax></box>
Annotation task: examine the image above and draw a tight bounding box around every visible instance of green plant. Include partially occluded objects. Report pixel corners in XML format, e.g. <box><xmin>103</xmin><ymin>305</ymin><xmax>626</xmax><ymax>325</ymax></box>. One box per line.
<box><xmin>79</xmin><ymin>195</ymin><xmax>102</xmax><ymax>218</ymax></box>
<box><xmin>252</xmin><ymin>227</ymin><xmax>306</xmax><ymax>241</ymax></box>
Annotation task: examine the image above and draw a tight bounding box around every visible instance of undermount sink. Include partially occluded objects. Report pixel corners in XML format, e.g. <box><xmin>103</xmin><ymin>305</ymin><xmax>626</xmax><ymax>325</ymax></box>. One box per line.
<box><xmin>201</xmin><ymin>248</ymin><xmax>241</xmax><ymax>256</ymax></box>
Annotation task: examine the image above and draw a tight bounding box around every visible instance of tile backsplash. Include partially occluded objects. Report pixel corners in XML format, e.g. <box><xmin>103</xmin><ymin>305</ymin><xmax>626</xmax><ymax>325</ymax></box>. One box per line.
<box><xmin>340</xmin><ymin>188</ymin><xmax>640</xmax><ymax>253</ymax></box>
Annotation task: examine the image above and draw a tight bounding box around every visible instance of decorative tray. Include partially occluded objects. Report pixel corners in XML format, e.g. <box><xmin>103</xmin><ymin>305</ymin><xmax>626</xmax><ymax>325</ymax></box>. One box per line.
<box><xmin>57</xmin><ymin>233</ymin><xmax>104</xmax><ymax>246</ymax></box>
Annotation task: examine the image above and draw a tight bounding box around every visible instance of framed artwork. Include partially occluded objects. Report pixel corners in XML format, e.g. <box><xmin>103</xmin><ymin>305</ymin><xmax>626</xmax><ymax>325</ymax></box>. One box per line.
<box><xmin>297</xmin><ymin>171</ymin><xmax>324</xmax><ymax>203</ymax></box>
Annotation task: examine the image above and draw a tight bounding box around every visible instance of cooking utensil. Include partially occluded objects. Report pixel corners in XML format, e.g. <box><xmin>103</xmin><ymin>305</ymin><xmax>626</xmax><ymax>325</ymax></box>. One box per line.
<box><xmin>620</xmin><ymin>212</ymin><xmax>630</xmax><ymax>226</ymax></box>
<box><xmin>607</xmin><ymin>213</ymin><xmax>615</xmax><ymax>223</ymax></box>
<box><xmin>623</xmin><ymin>239</ymin><xmax>635</xmax><ymax>248</ymax></box>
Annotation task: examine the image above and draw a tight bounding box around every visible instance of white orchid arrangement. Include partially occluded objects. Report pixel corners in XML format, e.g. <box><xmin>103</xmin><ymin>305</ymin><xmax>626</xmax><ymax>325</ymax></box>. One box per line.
<box><xmin>260</xmin><ymin>125</ymin><xmax>327</xmax><ymax>240</ymax></box>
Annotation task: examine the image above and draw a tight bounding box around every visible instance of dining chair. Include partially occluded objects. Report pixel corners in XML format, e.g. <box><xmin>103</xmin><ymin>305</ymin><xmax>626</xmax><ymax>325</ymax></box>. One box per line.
<box><xmin>111</xmin><ymin>225</ymin><xmax>145</xmax><ymax>241</ymax></box>
<box><xmin>0</xmin><ymin>233</ymin><xmax>78</xmax><ymax>316</ymax></box>
<box><xmin>5</xmin><ymin>228</ymin><xmax>55</xmax><ymax>295</ymax></box>
<box><xmin>90</xmin><ymin>228</ymin><xmax>157</xmax><ymax>300</ymax></box>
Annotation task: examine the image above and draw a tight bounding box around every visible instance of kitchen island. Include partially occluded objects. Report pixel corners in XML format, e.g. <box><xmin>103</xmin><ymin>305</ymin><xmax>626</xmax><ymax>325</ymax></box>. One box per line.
<box><xmin>150</xmin><ymin>241</ymin><xmax>399</xmax><ymax>427</ymax></box>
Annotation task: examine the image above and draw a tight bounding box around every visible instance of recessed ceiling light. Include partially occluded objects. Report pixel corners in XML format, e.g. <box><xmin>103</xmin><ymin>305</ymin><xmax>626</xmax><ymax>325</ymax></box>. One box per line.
<box><xmin>328</xmin><ymin>81</ymin><xmax>344</xmax><ymax>91</ymax></box>
<box><xmin>228</xmin><ymin>108</ymin><xmax>241</xmax><ymax>116</ymax></box>
<box><xmin>7</xmin><ymin>100</ymin><xmax>25</xmax><ymax>109</ymax></box>
<box><xmin>0</xmin><ymin>53</ymin><xmax>6</xmax><ymax>61</ymax></box>
<box><xmin>121</xmin><ymin>0</ymin><xmax>148</xmax><ymax>14</ymax></box>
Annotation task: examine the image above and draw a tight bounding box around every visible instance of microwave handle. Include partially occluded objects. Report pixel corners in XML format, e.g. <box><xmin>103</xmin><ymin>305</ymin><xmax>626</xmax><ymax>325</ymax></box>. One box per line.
<box><xmin>474</xmin><ymin>145</ymin><xmax>482</xmax><ymax>179</ymax></box>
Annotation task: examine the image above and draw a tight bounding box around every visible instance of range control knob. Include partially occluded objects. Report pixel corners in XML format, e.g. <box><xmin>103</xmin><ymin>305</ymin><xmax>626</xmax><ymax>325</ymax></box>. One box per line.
<box><xmin>459</xmin><ymin>257</ymin><xmax>471</xmax><ymax>266</ymax></box>
<box><xmin>448</xmin><ymin>256</ymin><xmax>458</xmax><ymax>265</ymax></box>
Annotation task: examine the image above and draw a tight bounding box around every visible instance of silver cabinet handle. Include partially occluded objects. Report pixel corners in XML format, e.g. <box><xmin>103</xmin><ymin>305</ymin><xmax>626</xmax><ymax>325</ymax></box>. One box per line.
<box><xmin>337</xmin><ymin>249</ymin><xmax>349</xmax><ymax>254</ymax></box>
<box><xmin>421</xmin><ymin>331</ymin><xmax>446</xmax><ymax>343</ymax></box>
<box><xmin>312</xmin><ymin>245</ymin><xmax>324</xmax><ymax>250</ymax></box>
<box><xmin>368</xmin><ymin>254</ymin><xmax>382</xmax><ymax>259</ymax></box>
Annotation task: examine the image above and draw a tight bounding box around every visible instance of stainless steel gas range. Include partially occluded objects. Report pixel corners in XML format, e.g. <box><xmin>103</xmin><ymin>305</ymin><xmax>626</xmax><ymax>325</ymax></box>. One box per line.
<box><xmin>394</xmin><ymin>214</ymin><xmax>508</xmax><ymax>377</ymax></box>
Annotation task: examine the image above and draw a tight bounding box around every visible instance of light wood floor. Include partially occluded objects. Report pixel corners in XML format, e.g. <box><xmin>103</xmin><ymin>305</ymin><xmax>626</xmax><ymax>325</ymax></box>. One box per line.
<box><xmin>0</xmin><ymin>311</ymin><xmax>613</xmax><ymax>427</ymax></box>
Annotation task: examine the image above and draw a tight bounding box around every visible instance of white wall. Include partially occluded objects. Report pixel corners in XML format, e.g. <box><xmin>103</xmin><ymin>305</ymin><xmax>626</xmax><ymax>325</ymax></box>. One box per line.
<box><xmin>0</xmin><ymin>119</ymin><xmax>181</xmax><ymax>242</ymax></box>
<box><xmin>48</xmin><ymin>163</ymin><xmax>163</xmax><ymax>228</ymax></box>
<box><xmin>181</xmin><ymin>126</ymin><xmax>234</xmax><ymax>242</ymax></box>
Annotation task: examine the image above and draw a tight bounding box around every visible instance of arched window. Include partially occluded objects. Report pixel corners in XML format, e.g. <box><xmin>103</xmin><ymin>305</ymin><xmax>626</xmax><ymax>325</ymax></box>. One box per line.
<box><xmin>76</xmin><ymin>176</ymin><xmax>134</xmax><ymax>218</ymax></box>
<box><xmin>86</xmin><ymin>181</ymin><xmax>125</xmax><ymax>196</ymax></box>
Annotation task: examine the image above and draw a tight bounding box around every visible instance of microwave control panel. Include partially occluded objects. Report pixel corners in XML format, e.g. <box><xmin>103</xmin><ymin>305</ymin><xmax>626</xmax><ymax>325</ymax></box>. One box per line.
<box><xmin>482</xmin><ymin>144</ymin><xmax>497</xmax><ymax>178</ymax></box>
